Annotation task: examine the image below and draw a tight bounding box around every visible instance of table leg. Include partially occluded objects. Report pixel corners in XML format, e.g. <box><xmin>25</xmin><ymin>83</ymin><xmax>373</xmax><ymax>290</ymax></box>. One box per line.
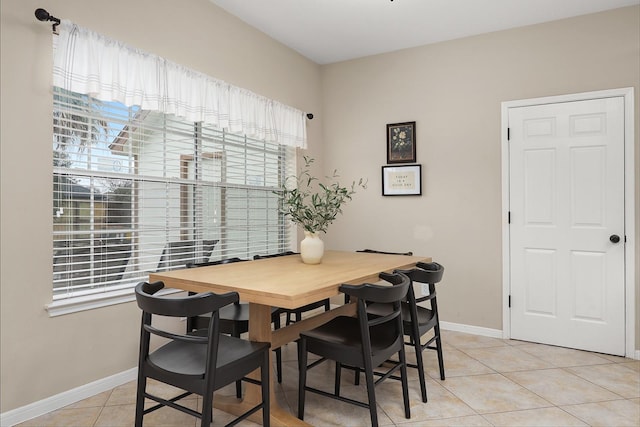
<box><xmin>213</xmin><ymin>303</ymin><xmax>310</xmax><ymax>426</ymax></box>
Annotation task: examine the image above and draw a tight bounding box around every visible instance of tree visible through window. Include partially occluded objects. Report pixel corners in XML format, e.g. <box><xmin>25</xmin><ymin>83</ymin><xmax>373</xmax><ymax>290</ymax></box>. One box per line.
<box><xmin>52</xmin><ymin>88</ymin><xmax>292</xmax><ymax>300</ymax></box>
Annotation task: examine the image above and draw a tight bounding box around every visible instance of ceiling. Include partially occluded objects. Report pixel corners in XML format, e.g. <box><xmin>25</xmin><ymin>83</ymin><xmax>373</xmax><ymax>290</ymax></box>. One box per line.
<box><xmin>209</xmin><ymin>0</ymin><xmax>639</xmax><ymax>64</ymax></box>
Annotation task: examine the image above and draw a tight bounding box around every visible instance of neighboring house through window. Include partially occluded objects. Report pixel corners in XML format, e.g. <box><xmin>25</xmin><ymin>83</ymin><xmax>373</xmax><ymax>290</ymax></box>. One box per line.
<box><xmin>52</xmin><ymin>88</ymin><xmax>293</xmax><ymax>302</ymax></box>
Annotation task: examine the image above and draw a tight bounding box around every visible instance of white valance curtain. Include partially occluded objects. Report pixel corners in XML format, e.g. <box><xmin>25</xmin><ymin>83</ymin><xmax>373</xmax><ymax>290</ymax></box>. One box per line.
<box><xmin>52</xmin><ymin>20</ymin><xmax>307</xmax><ymax>148</ymax></box>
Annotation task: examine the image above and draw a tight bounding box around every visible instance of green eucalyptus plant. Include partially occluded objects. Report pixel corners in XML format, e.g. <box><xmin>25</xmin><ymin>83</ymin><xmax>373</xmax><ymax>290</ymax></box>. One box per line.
<box><xmin>278</xmin><ymin>156</ymin><xmax>367</xmax><ymax>234</ymax></box>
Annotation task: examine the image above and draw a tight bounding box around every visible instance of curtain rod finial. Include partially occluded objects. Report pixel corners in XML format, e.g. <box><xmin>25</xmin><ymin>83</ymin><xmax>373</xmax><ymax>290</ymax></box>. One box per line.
<box><xmin>306</xmin><ymin>113</ymin><xmax>314</xmax><ymax>120</ymax></box>
<box><xmin>35</xmin><ymin>8</ymin><xmax>60</xmax><ymax>33</ymax></box>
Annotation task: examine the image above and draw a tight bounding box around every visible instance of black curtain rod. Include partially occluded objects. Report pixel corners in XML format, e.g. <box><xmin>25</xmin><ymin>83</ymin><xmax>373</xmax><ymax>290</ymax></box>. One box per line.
<box><xmin>33</xmin><ymin>7</ymin><xmax>314</xmax><ymax>120</ymax></box>
<box><xmin>35</xmin><ymin>8</ymin><xmax>60</xmax><ymax>33</ymax></box>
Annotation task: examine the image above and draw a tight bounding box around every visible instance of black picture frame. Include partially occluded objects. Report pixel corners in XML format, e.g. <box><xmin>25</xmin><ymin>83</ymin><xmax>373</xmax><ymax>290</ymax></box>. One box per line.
<box><xmin>386</xmin><ymin>121</ymin><xmax>416</xmax><ymax>164</ymax></box>
<box><xmin>382</xmin><ymin>164</ymin><xmax>422</xmax><ymax>196</ymax></box>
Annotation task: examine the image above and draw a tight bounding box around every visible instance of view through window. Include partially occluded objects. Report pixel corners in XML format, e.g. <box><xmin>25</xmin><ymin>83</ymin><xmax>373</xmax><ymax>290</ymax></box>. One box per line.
<box><xmin>53</xmin><ymin>88</ymin><xmax>293</xmax><ymax>300</ymax></box>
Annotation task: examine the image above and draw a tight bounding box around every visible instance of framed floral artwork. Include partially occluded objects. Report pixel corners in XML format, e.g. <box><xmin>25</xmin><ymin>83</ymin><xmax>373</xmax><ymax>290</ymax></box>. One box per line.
<box><xmin>386</xmin><ymin>121</ymin><xmax>416</xmax><ymax>163</ymax></box>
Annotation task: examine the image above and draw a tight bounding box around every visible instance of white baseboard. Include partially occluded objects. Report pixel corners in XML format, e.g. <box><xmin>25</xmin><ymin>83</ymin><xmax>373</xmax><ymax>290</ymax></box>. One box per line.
<box><xmin>439</xmin><ymin>321</ymin><xmax>503</xmax><ymax>338</ymax></box>
<box><xmin>0</xmin><ymin>368</ymin><xmax>137</xmax><ymax>427</ymax></box>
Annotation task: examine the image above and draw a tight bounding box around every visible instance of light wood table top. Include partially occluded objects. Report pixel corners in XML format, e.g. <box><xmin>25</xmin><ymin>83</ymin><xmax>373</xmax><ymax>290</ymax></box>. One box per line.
<box><xmin>149</xmin><ymin>250</ymin><xmax>430</xmax><ymax>426</ymax></box>
<box><xmin>150</xmin><ymin>250</ymin><xmax>429</xmax><ymax>309</ymax></box>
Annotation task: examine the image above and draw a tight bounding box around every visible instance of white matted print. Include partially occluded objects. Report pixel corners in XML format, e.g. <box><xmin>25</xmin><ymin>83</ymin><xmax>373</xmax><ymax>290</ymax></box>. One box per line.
<box><xmin>382</xmin><ymin>165</ymin><xmax>422</xmax><ymax>196</ymax></box>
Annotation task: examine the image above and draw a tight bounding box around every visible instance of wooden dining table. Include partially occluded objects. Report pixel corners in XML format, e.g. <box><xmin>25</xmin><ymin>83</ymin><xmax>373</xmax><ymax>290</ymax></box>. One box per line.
<box><xmin>149</xmin><ymin>249</ymin><xmax>430</xmax><ymax>426</ymax></box>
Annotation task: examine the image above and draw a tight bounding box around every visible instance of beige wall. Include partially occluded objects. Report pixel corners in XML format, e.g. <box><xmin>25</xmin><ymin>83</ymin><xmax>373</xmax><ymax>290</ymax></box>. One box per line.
<box><xmin>1</xmin><ymin>0</ymin><xmax>638</xmax><ymax>414</ymax></box>
<box><xmin>0</xmin><ymin>0</ymin><xmax>321</xmax><ymax>412</ymax></box>
<box><xmin>321</xmin><ymin>6</ymin><xmax>639</xmax><ymax>342</ymax></box>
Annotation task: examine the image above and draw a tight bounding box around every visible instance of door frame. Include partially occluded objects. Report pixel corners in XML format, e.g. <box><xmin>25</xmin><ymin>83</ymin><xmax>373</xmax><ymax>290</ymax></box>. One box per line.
<box><xmin>501</xmin><ymin>87</ymin><xmax>636</xmax><ymax>358</ymax></box>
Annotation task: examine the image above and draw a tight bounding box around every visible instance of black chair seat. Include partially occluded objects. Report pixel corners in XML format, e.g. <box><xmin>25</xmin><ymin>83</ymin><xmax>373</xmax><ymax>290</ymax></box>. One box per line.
<box><xmin>149</xmin><ymin>334</ymin><xmax>269</xmax><ymax>381</ymax></box>
<box><xmin>303</xmin><ymin>316</ymin><xmax>403</xmax><ymax>368</ymax></box>
<box><xmin>367</xmin><ymin>303</ymin><xmax>437</xmax><ymax>334</ymax></box>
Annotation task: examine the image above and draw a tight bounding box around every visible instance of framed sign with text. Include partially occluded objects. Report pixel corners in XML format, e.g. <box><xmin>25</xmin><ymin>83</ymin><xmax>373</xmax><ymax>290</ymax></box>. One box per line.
<box><xmin>381</xmin><ymin>164</ymin><xmax>422</xmax><ymax>196</ymax></box>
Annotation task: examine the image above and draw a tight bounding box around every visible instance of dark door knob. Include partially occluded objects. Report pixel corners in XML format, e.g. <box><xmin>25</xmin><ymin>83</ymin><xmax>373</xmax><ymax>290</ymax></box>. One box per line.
<box><xmin>610</xmin><ymin>234</ymin><xmax>621</xmax><ymax>243</ymax></box>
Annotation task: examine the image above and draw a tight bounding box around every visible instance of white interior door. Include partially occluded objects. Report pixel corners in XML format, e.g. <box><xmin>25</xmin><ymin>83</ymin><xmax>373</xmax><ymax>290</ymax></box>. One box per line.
<box><xmin>508</xmin><ymin>96</ymin><xmax>626</xmax><ymax>356</ymax></box>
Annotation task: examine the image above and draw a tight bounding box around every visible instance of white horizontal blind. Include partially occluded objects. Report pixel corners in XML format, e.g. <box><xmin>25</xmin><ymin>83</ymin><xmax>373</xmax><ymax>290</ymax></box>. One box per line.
<box><xmin>53</xmin><ymin>88</ymin><xmax>294</xmax><ymax>300</ymax></box>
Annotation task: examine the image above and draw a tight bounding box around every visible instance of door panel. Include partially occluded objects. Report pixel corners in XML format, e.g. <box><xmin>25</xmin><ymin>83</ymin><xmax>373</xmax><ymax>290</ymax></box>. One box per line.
<box><xmin>524</xmin><ymin>248</ymin><xmax>556</xmax><ymax>316</ymax></box>
<box><xmin>509</xmin><ymin>97</ymin><xmax>625</xmax><ymax>356</ymax></box>
<box><xmin>524</xmin><ymin>149</ymin><xmax>555</xmax><ymax>224</ymax></box>
<box><xmin>571</xmin><ymin>250</ymin><xmax>605</xmax><ymax>321</ymax></box>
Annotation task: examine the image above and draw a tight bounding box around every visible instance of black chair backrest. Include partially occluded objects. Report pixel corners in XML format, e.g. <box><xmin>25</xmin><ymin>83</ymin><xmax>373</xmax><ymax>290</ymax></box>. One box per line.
<box><xmin>253</xmin><ymin>251</ymin><xmax>298</xmax><ymax>260</ymax></box>
<box><xmin>156</xmin><ymin>239</ymin><xmax>219</xmax><ymax>271</ymax></box>
<box><xmin>396</xmin><ymin>261</ymin><xmax>444</xmax><ymax>305</ymax></box>
<box><xmin>136</xmin><ymin>280</ymin><xmax>236</xmax><ymax>319</ymax></box>
<box><xmin>357</xmin><ymin>249</ymin><xmax>413</xmax><ymax>256</ymax></box>
<box><xmin>339</xmin><ymin>271</ymin><xmax>410</xmax><ymax>304</ymax></box>
<box><xmin>186</xmin><ymin>257</ymin><xmax>246</xmax><ymax>268</ymax></box>
<box><xmin>414</xmin><ymin>261</ymin><xmax>445</xmax><ymax>284</ymax></box>
<box><xmin>137</xmin><ymin>283</ymin><xmax>233</xmax><ymax>384</ymax></box>
<box><xmin>339</xmin><ymin>272</ymin><xmax>410</xmax><ymax>353</ymax></box>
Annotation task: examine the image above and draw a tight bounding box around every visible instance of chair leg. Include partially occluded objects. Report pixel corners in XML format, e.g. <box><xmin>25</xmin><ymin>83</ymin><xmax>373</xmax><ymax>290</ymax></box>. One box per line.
<box><xmin>398</xmin><ymin>346</ymin><xmax>411</xmax><ymax>419</ymax></box>
<box><xmin>261</xmin><ymin>350</ymin><xmax>271</xmax><ymax>427</ymax></box>
<box><xmin>186</xmin><ymin>316</ymin><xmax>195</xmax><ymax>332</ymax></box>
<box><xmin>414</xmin><ymin>336</ymin><xmax>428</xmax><ymax>403</ymax></box>
<box><xmin>200</xmin><ymin>391</ymin><xmax>213</xmax><ymax>427</ymax></box>
<box><xmin>231</xmin><ymin>326</ymin><xmax>243</xmax><ymax>398</ymax></box>
<box><xmin>297</xmin><ymin>338</ymin><xmax>308</xmax><ymax>420</ymax></box>
<box><xmin>275</xmin><ymin>347</ymin><xmax>282</xmax><ymax>383</ymax></box>
<box><xmin>134</xmin><ymin>376</ymin><xmax>146</xmax><ymax>427</ymax></box>
<box><xmin>235</xmin><ymin>378</ymin><xmax>242</xmax><ymax>398</ymax></box>
<box><xmin>186</xmin><ymin>292</ymin><xmax>197</xmax><ymax>332</ymax></box>
<box><xmin>363</xmin><ymin>362</ymin><xmax>379</xmax><ymax>427</ymax></box>
<box><xmin>334</xmin><ymin>362</ymin><xmax>342</xmax><ymax>396</ymax></box>
<box><xmin>435</xmin><ymin>325</ymin><xmax>445</xmax><ymax>380</ymax></box>
<box><xmin>272</xmin><ymin>313</ymin><xmax>283</xmax><ymax>383</ymax></box>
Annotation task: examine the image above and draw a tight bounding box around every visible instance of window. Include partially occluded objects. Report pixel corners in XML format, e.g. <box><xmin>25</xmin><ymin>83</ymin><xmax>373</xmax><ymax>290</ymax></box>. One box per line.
<box><xmin>52</xmin><ymin>88</ymin><xmax>293</xmax><ymax>302</ymax></box>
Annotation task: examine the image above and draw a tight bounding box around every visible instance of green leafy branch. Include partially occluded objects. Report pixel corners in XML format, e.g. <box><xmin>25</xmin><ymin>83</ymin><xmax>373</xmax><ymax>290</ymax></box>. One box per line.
<box><xmin>277</xmin><ymin>156</ymin><xmax>367</xmax><ymax>234</ymax></box>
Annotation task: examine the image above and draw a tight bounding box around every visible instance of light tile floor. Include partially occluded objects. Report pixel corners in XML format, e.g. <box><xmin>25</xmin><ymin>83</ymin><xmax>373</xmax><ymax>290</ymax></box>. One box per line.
<box><xmin>16</xmin><ymin>330</ymin><xmax>640</xmax><ymax>426</ymax></box>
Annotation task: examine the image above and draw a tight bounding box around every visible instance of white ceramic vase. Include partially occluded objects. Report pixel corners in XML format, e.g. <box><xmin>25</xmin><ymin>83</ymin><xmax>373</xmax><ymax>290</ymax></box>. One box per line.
<box><xmin>300</xmin><ymin>231</ymin><xmax>324</xmax><ymax>264</ymax></box>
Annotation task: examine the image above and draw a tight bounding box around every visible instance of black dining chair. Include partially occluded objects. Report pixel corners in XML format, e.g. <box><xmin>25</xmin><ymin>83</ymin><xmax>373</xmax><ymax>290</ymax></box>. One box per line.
<box><xmin>185</xmin><ymin>258</ymin><xmax>283</xmax><ymax>396</ymax></box>
<box><xmin>134</xmin><ymin>281</ymin><xmax>270</xmax><ymax>427</ymax></box>
<box><xmin>253</xmin><ymin>251</ymin><xmax>331</xmax><ymax>325</ymax></box>
<box><xmin>366</xmin><ymin>261</ymin><xmax>446</xmax><ymax>403</ymax></box>
<box><xmin>297</xmin><ymin>272</ymin><xmax>411</xmax><ymax>427</ymax></box>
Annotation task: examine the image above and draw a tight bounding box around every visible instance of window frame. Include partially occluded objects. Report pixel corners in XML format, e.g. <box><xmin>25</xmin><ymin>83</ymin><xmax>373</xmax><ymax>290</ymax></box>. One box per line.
<box><xmin>48</xmin><ymin>89</ymin><xmax>294</xmax><ymax>316</ymax></box>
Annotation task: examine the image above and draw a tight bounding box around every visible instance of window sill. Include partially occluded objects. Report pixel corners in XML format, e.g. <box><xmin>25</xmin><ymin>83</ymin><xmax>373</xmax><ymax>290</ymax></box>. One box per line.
<box><xmin>45</xmin><ymin>287</ymin><xmax>180</xmax><ymax>317</ymax></box>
